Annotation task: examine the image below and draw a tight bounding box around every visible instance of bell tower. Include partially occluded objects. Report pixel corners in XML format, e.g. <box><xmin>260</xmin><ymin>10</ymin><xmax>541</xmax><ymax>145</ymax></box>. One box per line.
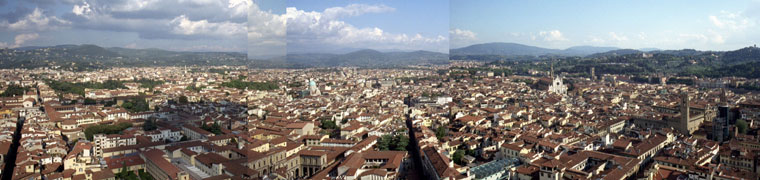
<box><xmin>680</xmin><ymin>92</ymin><xmax>691</xmax><ymax>134</ymax></box>
<box><xmin>550</xmin><ymin>62</ymin><xmax>554</xmax><ymax>78</ymax></box>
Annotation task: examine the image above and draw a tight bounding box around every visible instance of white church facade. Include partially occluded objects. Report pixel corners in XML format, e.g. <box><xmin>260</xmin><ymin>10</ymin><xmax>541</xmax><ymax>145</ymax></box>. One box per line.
<box><xmin>548</xmin><ymin>76</ymin><xmax>567</xmax><ymax>95</ymax></box>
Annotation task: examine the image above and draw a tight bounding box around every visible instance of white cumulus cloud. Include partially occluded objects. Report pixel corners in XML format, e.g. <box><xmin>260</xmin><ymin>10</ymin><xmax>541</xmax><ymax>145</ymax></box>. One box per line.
<box><xmin>248</xmin><ymin>1</ymin><xmax>287</xmax><ymax>58</ymax></box>
<box><xmin>169</xmin><ymin>14</ymin><xmax>245</xmax><ymax>37</ymax></box>
<box><xmin>68</xmin><ymin>0</ymin><xmax>248</xmax><ymax>40</ymax></box>
<box><xmin>228</xmin><ymin>0</ymin><xmax>252</xmax><ymax>17</ymax></box>
<box><xmin>450</xmin><ymin>28</ymin><xmax>477</xmax><ymax>48</ymax></box>
<box><xmin>1</xmin><ymin>33</ymin><xmax>41</xmax><ymax>48</ymax></box>
<box><xmin>1</xmin><ymin>8</ymin><xmax>69</xmax><ymax>31</ymax></box>
<box><xmin>284</xmin><ymin>4</ymin><xmax>447</xmax><ymax>53</ymax></box>
<box><xmin>537</xmin><ymin>30</ymin><xmax>567</xmax><ymax>42</ymax></box>
<box><xmin>248</xmin><ymin>2</ymin><xmax>286</xmax><ymax>43</ymax></box>
<box><xmin>609</xmin><ymin>32</ymin><xmax>628</xmax><ymax>42</ymax></box>
<box><xmin>450</xmin><ymin>29</ymin><xmax>477</xmax><ymax>41</ymax></box>
<box><xmin>586</xmin><ymin>36</ymin><xmax>605</xmax><ymax>44</ymax></box>
<box><xmin>72</xmin><ymin>1</ymin><xmax>92</xmax><ymax>16</ymax></box>
<box><xmin>709</xmin><ymin>11</ymin><xmax>753</xmax><ymax>31</ymax></box>
<box><xmin>14</xmin><ymin>33</ymin><xmax>39</xmax><ymax>47</ymax></box>
<box><xmin>323</xmin><ymin>4</ymin><xmax>394</xmax><ymax>19</ymax></box>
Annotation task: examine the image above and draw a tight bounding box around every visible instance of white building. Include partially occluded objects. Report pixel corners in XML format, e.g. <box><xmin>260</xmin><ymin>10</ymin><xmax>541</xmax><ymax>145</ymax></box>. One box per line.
<box><xmin>436</xmin><ymin>96</ymin><xmax>453</xmax><ymax>105</ymax></box>
<box><xmin>548</xmin><ymin>76</ymin><xmax>567</xmax><ymax>95</ymax></box>
<box><xmin>93</xmin><ymin>133</ymin><xmax>137</xmax><ymax>158</ymax></box>
<box><xmin>145</xmin><ymin>128</ymin><xmax>182</xmax><ymax>142</ymax></box>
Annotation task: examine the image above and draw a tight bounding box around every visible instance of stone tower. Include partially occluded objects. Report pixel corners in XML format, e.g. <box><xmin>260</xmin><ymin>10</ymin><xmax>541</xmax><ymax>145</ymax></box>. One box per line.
<box><xmin>550</xmin><ymin>62</ymin><xmax>554</xmax><ymax>78</ymax></box>
<box><xmin>714</xmin><ymin>89</ymin><xmax>730</xmax><ymax>142</ymax></box>
<box><xmin>679</xmin><ymin>92</ymin><xmax>691</xmax><ymax>135</ymax></box>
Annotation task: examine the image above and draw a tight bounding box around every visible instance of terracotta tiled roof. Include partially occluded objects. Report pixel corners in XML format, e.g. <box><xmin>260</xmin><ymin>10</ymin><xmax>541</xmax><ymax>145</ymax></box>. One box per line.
<box><xmin>142</xmin><ymin>149</ymin><xmax>181</xmax><ymax>179</ymax></box>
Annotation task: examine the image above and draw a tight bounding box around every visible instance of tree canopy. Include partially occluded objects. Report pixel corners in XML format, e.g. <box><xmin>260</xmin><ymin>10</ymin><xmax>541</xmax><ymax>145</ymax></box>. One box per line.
<box><xmin>377</xmin><ymin>134</ymin><xmax>409</xmax><ymax>151</ymax></box>
<box><xmin>201</xmin><ymin>122</ymin><xmax>223</xmax><ymax>135</ymax></box>
<box><xmin>46</xmin><ymin>79</ymin><xmax>126</xmax><ymax>96</ymax></box>
<box><xmin>319</xmin><ymin>118</ymin><xmax>338</xmax><ymax>130</ymax></box>
<box><xmin>453</xmin><ymin>150</ymin><xmax>465</xmax><ymax>165</ymax></box>
<box><xmin>84</xmin><ymin>122</ymin><xmax>133</xmax><ymax>140</ymax></box>
<box><xmin>178</xmin><ymin>95</ymin><xmax>189</xmax><ymax>104</ymax></box>
<box><xmin>143</xmin><ymin>119</ymin><xmax>158</xmax><ymax>131</ymax></box>
<box><xmin>220</xmin><ymin>80</ymin><xmax>278</xmax><ymax>90</ymax></box>
<box><xmin>0</xmin><ymin>84</ymin><xmax>29</xmax><ymax>97</ymax></box>
<box><xmin>84</xmin><ymin>98</ymin><xmax>97</xmax><ymax>105</ymax></box>
<box><xmin>134</xmin><ymin>78</ymin><xmax>164</xmax><ymax>89</ymax></box>
<box><xmin>737</xmin><ymin>119</ymin><xmax>748</xmax><ymax>134</ymax></box>
<box><xmin>121</xmin><ymin>97</ymin><xmax>150</xmax><ymax>113</ymax></box>
<box><xmin>435</xmin><ymin>126</ymin><xmax>447</xmax><ymax>140</ymax></box>
<box><xmin>185</xmin><ymin>85</ymin><xmax>205</xmax><ymax>92</ymax></box>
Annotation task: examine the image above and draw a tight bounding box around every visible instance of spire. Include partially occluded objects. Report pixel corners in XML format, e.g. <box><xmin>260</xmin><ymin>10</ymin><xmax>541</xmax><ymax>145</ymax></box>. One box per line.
<box><xmin>550</xmin><ymin>61</ymin><xmax>554</xmax><ymax>78</ymax></box>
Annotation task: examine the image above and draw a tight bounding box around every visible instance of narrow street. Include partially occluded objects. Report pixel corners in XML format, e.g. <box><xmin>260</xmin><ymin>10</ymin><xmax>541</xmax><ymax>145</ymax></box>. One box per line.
<box><xmin>1</xmin><ymin>116</ymin><xmax>24</xmax><ymax>180</ymax></box>
<box><xmin>405</xmin><ymin>100</ymin><xmax>425</xmax><ymax>180</ymax></box>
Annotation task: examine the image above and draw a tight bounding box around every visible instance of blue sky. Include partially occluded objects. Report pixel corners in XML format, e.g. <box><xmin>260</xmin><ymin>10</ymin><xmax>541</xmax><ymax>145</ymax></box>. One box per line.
<box><xmin>258</xmin><ymin>0</ymin><xmax>285</xmax><ymax>14</ymax></box>
<box><xmin>284</xmin><ymin>0</ymin><xmax>449</xmax><ymax>53</ymax></box>
<box><xmin>451</xmin><ymin>0</ymin><xmax>760</xmax><ymax>50</ymax></box>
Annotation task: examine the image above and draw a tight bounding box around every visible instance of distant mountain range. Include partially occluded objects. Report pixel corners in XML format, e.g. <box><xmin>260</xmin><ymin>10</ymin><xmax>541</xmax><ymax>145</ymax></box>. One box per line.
<box><xmin>490</xmin><ymin>45</ymin><xmax>760</xmax><ymax>79</ymax></box>
<box><xmin>584</xmin><ymin>48</ymin><xmax>717</xmax><ymax>58</ymax></box>
<box><xmin>3</xmin><ymin>43</ymin><xmax>757</xmax><ymax>70</ymax></box>
<box><xmin>0</xmin><ymin>44</ymin><xmax>249</xmax><ymax>70</ymax></box>
<box><xmin>450</xmin><ymin>42</ymin><xmax>760</xmax><ymax>66</ymax></box>
<box><xmin>0</xmin><ymin>44</ymin><xmax>449</xmax><ymax>69</ymax></box>
<box><xmin>451</xmin><ymin>42</ymin><xmax>622</xmax><ymax>56</ymax></box>
<box><xmin>280</xmin><ymin>49</ymin><xmax>449</xmax><ymax>67</ymax></box>
<box><xmin>450</xmin><ymin>42</ymin><xmax>675</xmax><ymax>57</ymax></box>
<box><xmin>585</xmin><ymin>49</ymin><xmax>646</xmax><ymax>58</ymax></box>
